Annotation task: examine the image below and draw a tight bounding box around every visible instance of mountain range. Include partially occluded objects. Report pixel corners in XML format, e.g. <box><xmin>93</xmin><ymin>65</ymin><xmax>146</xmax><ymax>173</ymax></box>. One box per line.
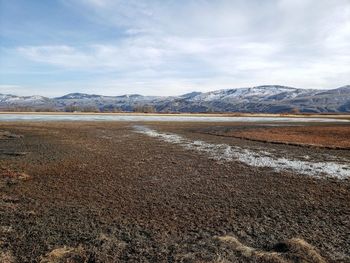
<box><xmin>1</xmin><ymin>85</ymin><xmax>350</xmax><ymax>113</ymax></box>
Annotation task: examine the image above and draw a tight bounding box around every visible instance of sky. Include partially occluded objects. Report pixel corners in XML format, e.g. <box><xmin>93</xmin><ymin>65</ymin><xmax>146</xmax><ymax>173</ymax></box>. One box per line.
<box><xmin>0</xmin><ymin>0</ymin><xmax>349</xmax><ymax>97</ymax></box>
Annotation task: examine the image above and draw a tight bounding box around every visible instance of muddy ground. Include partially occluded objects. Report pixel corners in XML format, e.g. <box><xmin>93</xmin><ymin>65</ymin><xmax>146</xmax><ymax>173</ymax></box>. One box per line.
<box><xmin>0</xmin><ymin>121</ymin><xmax>349</xmax><ymax>263</ymax></box>
<box><xmin>200</xmin><ymin>125</ymin><xmax>350</xmax><ymax>149</ymax></box>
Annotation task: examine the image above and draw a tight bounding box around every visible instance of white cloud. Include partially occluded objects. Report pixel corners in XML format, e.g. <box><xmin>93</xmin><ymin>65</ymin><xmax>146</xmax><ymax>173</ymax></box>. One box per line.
<box><xmin>10</xmin><ymin>0</ymin><xmax>350</xmax><ymax>95</ymax></box>
<box><xmin>16</xmin><ymin>36</ymin><xmax>284</xmax><ymax>75</ymax></box>
<box><xmin>0</xmin><ymin>85</ymin><xmax>23</xmax><ymax>95</ymax></box>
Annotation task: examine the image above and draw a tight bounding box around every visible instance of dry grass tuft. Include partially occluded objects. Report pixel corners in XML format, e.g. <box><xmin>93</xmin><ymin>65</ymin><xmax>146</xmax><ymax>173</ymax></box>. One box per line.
<box><xmin>39</xmin><ymin>246</ymin><xmax>88</xmax><ymax>263</ymax></box>
<box><xmin>217</xmin><ymin>235</ymin><xmax>327</xmax><ymax>263</ymax></box>
<box><xmin>0</xmin><ymin>167</ymin><xmax>31</xmax><ymax>181</ymax></box>
<box><xmin>0</xmin><ymin>226</ymin><xmax>14</xmax><ymax>234</ymax></box>
<box><xmin>218</xmin><ymin>236</ymin><xmax>255</xmax><ymax>257</ymax></box>
<box><xmin>275</xmin><ymin>238</ymin><xmax>327</xmax><ymax>263</ymax></box>
<box><xmin>0</xmin><ymin>250</ymin><xmax>16</xmax><ymax>263</ymax></box>
<box><xmin>218</xmin><ymin>236</ymin><xmax>287</xmax><ymax>263</ymax></box>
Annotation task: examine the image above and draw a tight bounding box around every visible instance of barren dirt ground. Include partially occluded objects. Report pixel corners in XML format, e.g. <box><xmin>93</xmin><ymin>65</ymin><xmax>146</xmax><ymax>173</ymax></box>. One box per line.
<box><xmin>0</xmin><ymin>121</ymin><xmax>350</xmax><ymax>263</ymax></box>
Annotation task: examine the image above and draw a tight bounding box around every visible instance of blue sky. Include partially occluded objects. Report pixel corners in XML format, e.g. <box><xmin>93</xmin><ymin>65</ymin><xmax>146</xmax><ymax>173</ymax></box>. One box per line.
<box><xmin>0</xmin><ymin>0</ymin><xmax>349</xmax><ymax>97</ymax></box>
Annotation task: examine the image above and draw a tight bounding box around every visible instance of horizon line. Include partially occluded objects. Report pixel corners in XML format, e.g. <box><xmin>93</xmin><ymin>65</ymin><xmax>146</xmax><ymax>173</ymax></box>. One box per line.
<box><xmin>1</xmin><ymin>84</ymin><xmax>349</xmax><ymax>98</ymax></box>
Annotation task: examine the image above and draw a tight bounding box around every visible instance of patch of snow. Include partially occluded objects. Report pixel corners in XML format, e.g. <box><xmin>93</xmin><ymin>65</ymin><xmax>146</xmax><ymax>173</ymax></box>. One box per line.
<box><xmin>188</xmin><ymin>86</ymin><xmax>310</xmax><ymax>102</ymax></box>
<box><xmin>134</xmin><ymin>126</ymin><xmax>350</xmax><ymax>179</ymax></box>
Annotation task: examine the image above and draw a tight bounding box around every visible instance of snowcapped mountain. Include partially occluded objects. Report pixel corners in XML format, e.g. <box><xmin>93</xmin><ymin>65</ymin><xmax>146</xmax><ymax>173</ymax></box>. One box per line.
<box><xmin>0</xmin><ymin>94</ymin><xmax>52</xmax><ymax>109</ymax></box>
<box><xmin>0</xmin><ymin>94</ymin><xmax>47</xmax><ymax>102</ymax></box>
<box><xmin>155</xmin><ymin>85</ymin><xmax>350</xmax><ymax>113</ymax></box>
<box><xmin>187</xmin><ymin>85</ymin><xmax>315</xmax><ymax>102</ymax></box>
<box><xmin>53</xmin><ymin>93</ymin><xmax>160</xmax><ymax>112</ymax></box>
<box><xmin>0</xmin><ymin>85</ymin><xmax>349</xmax><ymax>113</ymax></box>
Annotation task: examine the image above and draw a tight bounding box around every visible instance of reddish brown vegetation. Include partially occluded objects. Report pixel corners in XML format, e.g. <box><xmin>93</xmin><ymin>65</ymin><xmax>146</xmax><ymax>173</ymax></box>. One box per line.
<box><xmin>0</xmin><ymin>166</ymin><xmax>31</xmax><ymax>181</ymax></box>
<box><xmin>217</xmin><ymin>126</ymin><xmax>350</xmax><ymax>149</ymax></box>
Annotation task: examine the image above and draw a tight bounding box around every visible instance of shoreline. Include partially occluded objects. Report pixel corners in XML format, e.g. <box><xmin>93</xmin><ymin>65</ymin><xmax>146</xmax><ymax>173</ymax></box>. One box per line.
<box><xmin>0</xmin><ymin>111</ymin><xmax>349</xmax><ymax>119</ymax></box>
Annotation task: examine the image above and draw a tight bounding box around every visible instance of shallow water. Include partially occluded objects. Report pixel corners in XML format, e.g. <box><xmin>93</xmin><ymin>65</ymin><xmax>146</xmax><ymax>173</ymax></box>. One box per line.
<box><xmin>0</xmin><ymin>114</ymin><xmax>348</xmax><ymax>123</ymax></box>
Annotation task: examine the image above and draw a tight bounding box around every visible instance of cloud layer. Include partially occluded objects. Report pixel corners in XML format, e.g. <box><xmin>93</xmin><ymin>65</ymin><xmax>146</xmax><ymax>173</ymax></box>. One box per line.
<box><xmin>1</xmin><ymin>0</ymin><xmax>349</xmax><ymax>96</ymax></box>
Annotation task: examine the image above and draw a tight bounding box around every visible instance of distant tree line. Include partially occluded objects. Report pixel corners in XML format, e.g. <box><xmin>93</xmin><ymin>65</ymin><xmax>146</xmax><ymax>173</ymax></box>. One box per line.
<box><xmin>132</xmin><ymin>105</ymin><xmax>156</xmax><ymax>113</ymax></box>
<box><xmin>280</xmin><ymin>107</ymin><xmax>301</xmax><ymax>115</ymax></box>
<box><xmin>0</xmin><ymin>106</ymin><xmax>58</xmax><ymax>112</ymax></box>
<box><xmin>0</xmin><ymin>105</ymin><xmax>303</xmax><ymax>115</ymax></box>
<box><xmin>64</xmin><ymin>105</ymin><xmax>100</xmax><ymax>113</ymax></box>
<box><xmin>62</xmin><ymin>104</ymin><xmax>157</xmax><ymax>113</ymax></box>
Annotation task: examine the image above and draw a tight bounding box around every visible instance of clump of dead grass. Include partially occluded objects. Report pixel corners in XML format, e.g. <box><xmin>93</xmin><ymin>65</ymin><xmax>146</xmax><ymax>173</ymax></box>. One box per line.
<box><xmin>39</xmin><ymin>246</ymin><xmax>88</xmax><ymax>263</ymax></box>
<box><xmin>0</xmin><ymin>167</ymin><xmax>31</xmax><ymax>181</ymax></box>
<box><xmin>274</xmin><ymin>238</ymin><xmax>327</xmax><ymax>263</ymax></box>
<box><xmin>0</xmin><ymin>250</ymin><xmax>16</xmax><ymax>263</ymax></box>
<box><xmin>217</xmin><ymin>235</ymin><xmax>327</xmax><ymax>263</ymax></box>
<box><xmin>218</xmin><ymin>236</ymin><xmax>287</xmax><ymax>263</ymax></box>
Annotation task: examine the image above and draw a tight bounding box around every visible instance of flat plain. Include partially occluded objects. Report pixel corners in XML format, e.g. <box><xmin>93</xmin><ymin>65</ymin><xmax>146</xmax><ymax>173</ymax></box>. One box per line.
<box><xmin>1</xmin><ymin>120</ymin><xmax>350</xmax><ymax>263</ymax></box>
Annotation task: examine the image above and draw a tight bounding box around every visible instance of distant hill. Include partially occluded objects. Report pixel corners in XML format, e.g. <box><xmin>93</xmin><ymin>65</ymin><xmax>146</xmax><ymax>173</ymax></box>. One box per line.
<box><xmin>1</xmin><ymin>85</ymin><xmax>350</xmax><ymax>113</ymax></box>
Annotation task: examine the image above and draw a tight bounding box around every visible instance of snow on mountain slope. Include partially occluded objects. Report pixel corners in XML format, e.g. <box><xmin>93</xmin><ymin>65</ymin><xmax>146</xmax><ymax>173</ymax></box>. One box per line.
<box><xmin>188</xmin><ymin>86</ymin><xmax>314</xmax><ymax>102</ymax></box>
<box><xmin>157</xmin><ymin>85</ymin><xmax>350</xmax><ymax>113</ymax></box>
<box><xmin>0</xmin><ymin>85</ymin><xmax>349</xmax><ymax>113</ymax></box>
<box><xmin>0</xmin><ymin>94</ymin><xmax>50</xmax><ymax>105</ymax></box>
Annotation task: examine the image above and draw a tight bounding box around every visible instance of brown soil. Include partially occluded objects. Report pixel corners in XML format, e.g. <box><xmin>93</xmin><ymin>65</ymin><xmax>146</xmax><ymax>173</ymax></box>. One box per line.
<box><xmin>204</xmin><ymin>125</ymin><xmax>350</xmax><ymax>149</ymax></box>
<box><xmin>0</xmin><ymin>122</ymin><xmax>349</xmax><ymax>263</ymax></box>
